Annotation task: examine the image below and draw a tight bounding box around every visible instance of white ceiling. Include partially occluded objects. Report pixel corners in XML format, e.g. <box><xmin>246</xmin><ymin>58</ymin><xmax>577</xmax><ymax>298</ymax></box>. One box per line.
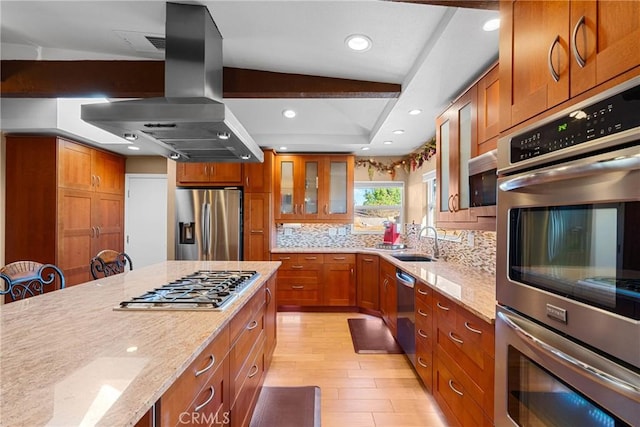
<box><xmin>0</xmin><ymin>1</ymin><xmax>499</xmax><ymax>158</ymax></box>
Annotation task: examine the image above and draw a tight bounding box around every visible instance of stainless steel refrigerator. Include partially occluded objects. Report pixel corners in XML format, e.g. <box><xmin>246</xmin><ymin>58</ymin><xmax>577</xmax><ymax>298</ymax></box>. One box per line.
<box><xmin>175</xmin><ymin>188</ymin><xmax>242</xmax><ymax>261</ymax></box>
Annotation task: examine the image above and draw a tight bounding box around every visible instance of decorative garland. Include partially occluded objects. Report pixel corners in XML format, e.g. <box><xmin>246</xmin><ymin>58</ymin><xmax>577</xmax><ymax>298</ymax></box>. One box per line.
<box><xmin>355</xmin><ymin>136</ymin><xmax>436</xmax><ymax>180</ymax></box>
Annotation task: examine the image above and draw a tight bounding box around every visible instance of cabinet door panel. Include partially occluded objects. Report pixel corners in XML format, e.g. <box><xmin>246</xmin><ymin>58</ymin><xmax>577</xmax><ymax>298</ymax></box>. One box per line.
<box><xmin>323</xmin><ymin>262</ymin><xmax>355</xmax><ymax>306</ymax></box>
<box><xmin>59</xmin><ymin>139</ymin><xmax>93</xmax><ymax>191</ymax></box>
<box><xmin>58</xmin><ymin>189</ymin><xmax>93</xmax><ymax>285</ymax></box>
<box><xmin>243</xmin><ymin>193</ymin><xmax>271</xmax><ymax>261</ymax></box>
<box><xmin>356</xmin><ymin>254</ymin><xmax>379</xmax><ymax>311</ymax></box>
<box><xmin>92</xmin><ymin>150</ymin><xmax>125</xmax><ymax>194</ymax></box>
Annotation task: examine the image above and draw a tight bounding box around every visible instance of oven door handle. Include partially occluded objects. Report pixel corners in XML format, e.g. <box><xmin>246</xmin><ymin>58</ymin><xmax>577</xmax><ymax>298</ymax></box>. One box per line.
<box><xmin>498</xmin><ymin>311</ymin><xmax>640</xmax><ymax>399</ymax></box>
<box><xmin>499</xmin><ymin>154</ymin><xmax>640</xmax><ymax>191</ymax></box>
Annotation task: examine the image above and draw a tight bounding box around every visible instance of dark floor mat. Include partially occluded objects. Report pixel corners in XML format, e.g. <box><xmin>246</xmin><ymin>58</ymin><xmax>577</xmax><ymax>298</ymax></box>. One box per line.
<box><xmin>347</xmin><ymin>317</ymin><xmax>403</xmax><ymax>354</ymax></box>
<box><xmin>249</xmin><ymin>386</ymin><xmax>321</xmax><ymax>427</ymax></box>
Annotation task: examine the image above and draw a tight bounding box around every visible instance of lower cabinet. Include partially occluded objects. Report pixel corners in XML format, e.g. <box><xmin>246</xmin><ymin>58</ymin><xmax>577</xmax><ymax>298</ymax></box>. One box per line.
<box><xmin>271</xmin><ymin>253</ymin><xmax>356</xmax><ymax>307</ymax></box>
<box><xmin>356</xmin><ymin>254</ymin><xmax>379</xmax><ymax>311</ymax></box>
<box><xmin>379</xmin><ymin>259</ymin><xmax>397</xmax><ymax>337</ymax></box>
<box><xmin>432</xmin><ymin>291</ymin><xmax>495</xmax><ymax>426</ymax></box>
<box><xmin>415</xmin><ymin>280</ymin><xmax>434</xmax><ymax>392</ymax></box>
<box><xmin>156</xmin><ymin>281</ymin><xmax>277</xmax><ymax>427</ymax></box>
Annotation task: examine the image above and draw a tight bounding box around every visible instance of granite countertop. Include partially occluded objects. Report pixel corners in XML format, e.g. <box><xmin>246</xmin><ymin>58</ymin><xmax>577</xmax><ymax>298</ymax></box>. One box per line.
<box><xmin>271</xmin><ymin>247</ymin><xmax>496</xmax><ymax>323</ymax></box>
<box><xmin>0</xmin><ymin>260</ymin><xmax>281</xmax><ymax>427</ymax></box>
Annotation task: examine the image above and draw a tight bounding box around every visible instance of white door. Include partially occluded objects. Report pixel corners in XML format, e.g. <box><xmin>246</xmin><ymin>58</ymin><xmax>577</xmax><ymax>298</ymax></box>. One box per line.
<box><xmin>124</xmin><ymin>174</ymin><xmax>168</xmax><ymax>269</ymax></box>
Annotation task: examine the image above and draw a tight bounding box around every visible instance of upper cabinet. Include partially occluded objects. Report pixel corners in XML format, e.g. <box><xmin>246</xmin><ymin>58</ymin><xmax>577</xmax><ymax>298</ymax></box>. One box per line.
<box><xmin>176</xmin><ymin>162</ymin><xmax>243</xmax><ymax>186</ymax></box>
<box><xmin>499</xmin><ymin>0</ymin><xmax>640</xmax><ymax>131</ymax></box>
<box><xmin>274</xmin><ymin>154</ymin><xmax>354</xmax><ymax>222</ymax></box>
<box><xmin>435</xmin><ymin>64</ymin><xmax>498</xmax><ymax>231</ymax></box>
<box><xmin>244</xmin><ymin>150</ymin><xmax>274</xmax><ymax>193</ymax></box>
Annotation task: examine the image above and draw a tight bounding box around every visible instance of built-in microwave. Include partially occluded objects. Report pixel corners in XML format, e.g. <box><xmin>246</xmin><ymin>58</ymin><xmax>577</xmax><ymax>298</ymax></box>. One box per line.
<box><xmin>469</xmin><ymin>149</ymin><xmax>497</xmax><ymax>207</ymax></box>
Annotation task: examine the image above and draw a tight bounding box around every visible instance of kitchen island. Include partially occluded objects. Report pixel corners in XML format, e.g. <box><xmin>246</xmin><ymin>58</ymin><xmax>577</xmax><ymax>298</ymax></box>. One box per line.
<box><xmin>0</xmin><ymin>260</ymin><xmax>280</xmax><ymax>426</ymax></box>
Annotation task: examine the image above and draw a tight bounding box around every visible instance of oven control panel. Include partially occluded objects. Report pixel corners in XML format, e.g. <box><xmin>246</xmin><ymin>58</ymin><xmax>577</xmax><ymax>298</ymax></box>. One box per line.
<box><xmin>510</xmin><ymin>83</ymin><xmax>640</xmax><ymax>164</ymax></box>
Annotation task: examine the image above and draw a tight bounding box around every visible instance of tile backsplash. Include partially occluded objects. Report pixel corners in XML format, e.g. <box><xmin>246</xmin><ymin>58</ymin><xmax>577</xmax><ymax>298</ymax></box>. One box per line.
<box><xmin>275</xmin><ymin>223</ymin><xmax>496</xmax><ymax>275</ymax></box>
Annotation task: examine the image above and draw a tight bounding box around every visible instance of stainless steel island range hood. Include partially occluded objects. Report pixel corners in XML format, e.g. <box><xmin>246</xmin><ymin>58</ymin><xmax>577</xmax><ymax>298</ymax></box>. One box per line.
<box><xmin>81</xmin><ymin>2</ymin><xmax>263</xmax><ymax>163</ymax></box>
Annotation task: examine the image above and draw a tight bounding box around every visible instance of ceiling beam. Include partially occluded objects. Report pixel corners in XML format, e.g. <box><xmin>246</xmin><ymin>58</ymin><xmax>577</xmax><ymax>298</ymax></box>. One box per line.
<box><xmin>0</xmin><ymin>60</ymin><xmax>401</xmax><ymax>99</ymax></box>
<box><xmin>390</xmin><ymin>0</ymin><xmax>499</xmax><ymax>11</ymax></box>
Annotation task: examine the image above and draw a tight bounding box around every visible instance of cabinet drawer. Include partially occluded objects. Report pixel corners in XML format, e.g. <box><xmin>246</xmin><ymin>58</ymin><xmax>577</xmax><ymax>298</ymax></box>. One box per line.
<box><xmin>183</xmin><ymin>359</ymin><xmax>229</xmax><ymax>427</ymax></box>
<box><xmin>230</xmin><ymin>286</ymin><xmax>265</xmax><ymax>345</ymax></box>
<box><xmin>436</xmin><ymin>348</ymin><xmax>493</xmax><ymax>426</ymax></box>
<box><xmin>230</xmin><ymin>312</ymin><xmax>264</xmax><ymax>380</ymax></box>
<box><xmin>323</xmin><ymin>253</ymin><xmax>355</xmax><ymax>263</ymax></box>
<box><xmin>277</xmin><ymin>285</ymin><xmax>321</xmax><ymax>306</ymax></box>
<box><xmin>161</xmin><ymin>327</ymin><xmax>230</xmax><ymax>426</ymax></box>
<box><xmin>271</xmin><ymin>253</ymin><xmax>323</xmax><ymax>267</ymax></box>
<box><xmin>416</xmin><ymin>314</ymin><xmax>433</xmax><ymax>349</ymax></box>
<box><xmin>436</xmin><ymin>317</ymin><xmax>493</xmax><ymax>377</ymax></box>
<box><xmin>433</xmin><ymin>292</ymin><xmax>457</xmax><ymax>328</ymax></box>
<box><xmin>455</xmin><ymin>305</ymin><xmax>495</xmax><ymax>356</ymax></box>
<box><xmin>415</xmin><ymin>343</ymin><xmax>433</xmax><ymax>392</ymax></box>
<box><xmin>231</xmin><ymin>334</ymin><xmax>266</xmax><ymax>427</ymax></box>
<box><xmin>415</xmin><ymin>281</ymin><xmax>433</xmax><ymax>306</ymax></box>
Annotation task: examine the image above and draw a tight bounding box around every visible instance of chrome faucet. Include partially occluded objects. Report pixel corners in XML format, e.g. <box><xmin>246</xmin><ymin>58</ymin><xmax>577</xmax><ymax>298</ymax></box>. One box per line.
<box><xmin>419</xmin><ymin>226</ymin><xmax>440</xmax><ymax>259</ymax></box>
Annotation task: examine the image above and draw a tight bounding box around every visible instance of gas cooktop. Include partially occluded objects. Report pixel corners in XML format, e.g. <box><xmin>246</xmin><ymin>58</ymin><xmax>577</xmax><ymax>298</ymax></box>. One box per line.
<box><xmin>115</xmin><ymin>270</ymin><xmax>259</xmax><ymax>311</ymax></box>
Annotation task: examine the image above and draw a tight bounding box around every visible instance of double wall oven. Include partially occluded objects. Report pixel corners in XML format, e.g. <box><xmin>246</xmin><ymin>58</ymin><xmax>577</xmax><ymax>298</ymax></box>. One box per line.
<box><xmin>495</xmin><ymin>77</ymin><xmax>640</xmax><ymax>426</ymax></box>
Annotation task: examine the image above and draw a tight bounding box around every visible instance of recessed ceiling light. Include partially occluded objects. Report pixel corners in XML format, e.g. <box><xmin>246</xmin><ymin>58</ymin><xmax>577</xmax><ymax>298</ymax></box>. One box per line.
<box><xmin>408</xmin><ymin>109</ymin><xmax>422</xmax><ymax>116</ymax></box>
<box><xmin>345</xmin><ymin>34</ymin><xmax>372</xmax><ymax>52</ymax></box>
<box><xmin>240</xmin><ymin>154</ymin><xmax>252</xmax><ymax>160</ymax></box>
<box><xmin>483</xmin><ymin>18</ymin><xmax>500</xmax><ymax>32</ymax></box>
<box><xmin>279</xmin><ymin>146</ymin><xmax>288</xmax><ymax>151</ymax></box>
<box><xmin>383</xmin><ymin>141</ymin><xmax>393</xmax><ymax>145</ymax></box>
<box><xmin>217</xmin><ymin>131</ymin><xmax>230</xmax><ymax>140</ymax></box>
<box><xmin>169</xmin><ymin>153</ymin><xmax>181</xmax><ymax>160</ymax></box>
<box><xmin>282</xmin><ymin>109</ymin><xmax>296</xmax><ymax>119</ymax></box>
<box><xmin>123</xmin><ymin>133</ymin><xmax>137</xmax><ymax>141</ymax></box>
<box><xmin>127</xmin><ymin>145</ymin><xmax>140</xmax><ymax>151</ymax></box>
<box><xmin>393</xmin><ymin>129</ymin><xmax>405</xmax><ymax>135</ymax></box>
<box><xmin>361</xmin><ymin>147</ymin><xmax>370</xmax><ymax>151</ymax></box>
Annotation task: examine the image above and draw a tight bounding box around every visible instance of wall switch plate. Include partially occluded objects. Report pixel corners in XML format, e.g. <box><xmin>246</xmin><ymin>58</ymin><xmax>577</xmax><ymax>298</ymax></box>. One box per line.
<box><xmin>467</xmin><ymin>231</ymin><xmax>475</xmax><ymax>247</ymax></box>
<box><xmin>337</xmin><ymin>227</ymin><xmax>346</xmax><ymax>236</ymax></box>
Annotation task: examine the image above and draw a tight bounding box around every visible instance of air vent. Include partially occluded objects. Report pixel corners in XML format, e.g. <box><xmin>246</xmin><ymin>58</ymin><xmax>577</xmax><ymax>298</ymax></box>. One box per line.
<box><xmin>145</xmin><ymin>36</ymin><xmax>166</xmax><ymax>51</ymax></box>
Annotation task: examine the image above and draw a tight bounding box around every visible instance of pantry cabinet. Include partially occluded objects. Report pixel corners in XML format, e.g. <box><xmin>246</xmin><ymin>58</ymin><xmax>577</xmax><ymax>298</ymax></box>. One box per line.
<box><xmin>5</xmin><ymin>135</ymin><xmax>125</xmax><ymax>286</ymax></box>
<box><xmin>274</xmin><ymin>155</ymin><xmax>354</xmax><ymax>222</ymax></box>
<box><xmin>499</xmin><ymin>0</ymin><xmax>640</xmax><ymax>131</ymax></box>
<box><xmin>243</xmin><ymin>193</ymin><xmax>273</xmax><ymax>262</ymax></box>
<box><xmin>176</xmin><ymin>162</ymin><xmax>243</xmax><ymax>186</ymax></box>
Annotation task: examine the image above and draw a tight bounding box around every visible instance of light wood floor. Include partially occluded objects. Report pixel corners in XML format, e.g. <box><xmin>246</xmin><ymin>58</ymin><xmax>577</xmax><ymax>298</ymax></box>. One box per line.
<box><xmin>262</xmin><ymin>312</ymin><xmax>449</xmax><ymax>427</ymax></box>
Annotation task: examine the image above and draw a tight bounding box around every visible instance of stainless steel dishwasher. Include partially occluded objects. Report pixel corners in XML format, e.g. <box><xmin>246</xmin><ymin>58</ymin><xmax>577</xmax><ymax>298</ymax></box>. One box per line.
<box><xmin>396</xmin><ymin>269</ymin><xmax>416</xmax><ymax>367</ymax></box>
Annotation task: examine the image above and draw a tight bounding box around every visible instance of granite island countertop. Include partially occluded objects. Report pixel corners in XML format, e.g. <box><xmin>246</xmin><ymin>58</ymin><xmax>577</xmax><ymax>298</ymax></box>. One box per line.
<box><xmin>271</xmin><ymin>247</ymin><xmax>496</xmax><ymax>323</ymax></box>
<box><xmin>0</xmin><ymin>260</ymin><xmax>281</xmax><ymax>427</ymax></box>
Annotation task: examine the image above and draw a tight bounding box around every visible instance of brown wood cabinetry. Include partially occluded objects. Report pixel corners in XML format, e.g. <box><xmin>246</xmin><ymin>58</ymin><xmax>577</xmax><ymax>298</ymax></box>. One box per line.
<box><xmin>379</xmin><ymin>259</ymin><xmax>397</xmax><ymax>337</ymax></box>
<box><xmin>176</xmin><ymin>162</ymin><xmax>243</xmax><ymax>186</ymax></box>
<box><xmin>356</xmin><ymin>254</ymin><xmax>380</xmax><ymax>312</ymax></box>
<box><xmin>243</xmin><ymin>150</ymin><xmax>274</xmax><ymax>193</ymax></box>
<box><xmin>435</xmin><ymin>64</ymin><xmax>498</xmax><ymax>231</ymax></box>
<box><xmin>243</xmin><ymin>193</ymin><xmax>273</xmax><ymax>261</ymax></box>
<box><xmin>271</xmin><ymin>253</ymin><xmax>323</xmax><ymax>306</ymax></box>
<box><xmin>157</xmin><ymin>281</ymin><xmax>278</xmax><ymax>427</ymax></box>
<box><xmin>271</xmin><ymin>253</ymin><xmax>356</xmax><ymax>307</ymax></box>
<box><xmin>499</xmin><ymin>0</ymin><xmax>640</xmax><ymax>131</ymax></box>
<box><xmin>432</xmin><ymin>291</ymin><xmax>495</xmax><ymax>426</ymax></box>
<box><xmin>274</xmin><ymin>155</ymin><xmax>354</xmax><ymax>222</ymax></box>
<box><xmin>160</xmin><ymin>327</ymin><xmax>230</xmax><ymax>427</ymax></box>
<box><xmin>5</xmin><ymin>135</ymin><xmax>125</xmax><ymax>286</ymax></box>
<box><xmin>415</xmin><ymin>280</ymin><xmax>434</xmax><ymax>392</ymax></box>
<box><xmin>322</xmin><ymin>254</ymin><xmax>356</xmax><ymax>306</ymax></box>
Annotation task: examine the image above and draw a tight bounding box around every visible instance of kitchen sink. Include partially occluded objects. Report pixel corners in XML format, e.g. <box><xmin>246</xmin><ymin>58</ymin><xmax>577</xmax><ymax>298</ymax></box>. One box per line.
<box><xmin>391</xmin><ymin>254</ymin><xmax>435</xmax><ymax>262</ymax></box>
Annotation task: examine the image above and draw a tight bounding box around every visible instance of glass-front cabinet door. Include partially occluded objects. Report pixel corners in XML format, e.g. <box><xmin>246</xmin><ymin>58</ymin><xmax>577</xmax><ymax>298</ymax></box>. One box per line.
<box><xmin>275</xmin><ymin>154</ymin><xmax>354</xmax><ymax>222</ymax></box>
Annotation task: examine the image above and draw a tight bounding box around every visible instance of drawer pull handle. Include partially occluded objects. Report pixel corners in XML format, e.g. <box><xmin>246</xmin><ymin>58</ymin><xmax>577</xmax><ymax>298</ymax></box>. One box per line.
<box><xmin>464</xmin><ymin>321</ymin><xmax>483</xmax><ymax>335</ymax></box>
<box><xmin>291</xmin><ymin>285</ymin><xmax>304</xmax><ymax>289</ymax></box>
<box><xmin>247</xmin><ymin>320</ymin><xmax>259</xmax><ymax>330</ymax></box>
<box><xmin>436</xmin><ymin>302</ymin><xmax>450</xmax><ymax>311</ymax></box>
<box><xmin>449</xmin><ymin>332</ymin><xmax>464</xmax><ymax>345</ymax></box>
<box><xmin>417</xmin><ymin>357</ymin><xmax>428</xmax><ymax>368</ymax></box>
<box><xmin>417</xmin><ymin>287</ymin><xmax>429</xmax><ymax>295</ymax></box>
<box><xmin>304</xmin><ymin>256</ymin><xmax>317</xmax><ymax>260</ymax></box>
<box><xmin>291</xmin><ymin>265</ymin><xmax>304</xmax><ymax>269</ymax></box>
<box><xmin>194</xmin><ymin>386</ymin><xmax>215</xmax><ymax>412</ymax></box>
<box><xmin>418</xmin><ymin>329</ymin><xmax>428</xmax><ymax>339</ymax></box>
<box><xmin>333</xmin><ymin>256</ymin><xmax>346</xmax><ymax>260</ymax></box>
<box><xmin>448</xmin><ymin>380</ymin><xmax>464</xmax><ymax>396</ymax></box>
<box><xmin>248</xmin><ymin>364</ymin><xmax>259</xmax><ymax>378</ymax></box>
<box><xmin>363</xmin><ymin>258</ymin><xmax>374</xmax><ymax>263</ymax></box>
<box><xmin>266</xmin><ymin>287</ymin><xmax>272</xmax><ymax>305</ymax></box>
<box><xmin>417</xmin><ymin>309</ymin><xmax>429</xmax><ymax>318</ymax></box>
<box><xmin>280</xmin><ymin>256</ymin><xmax>291</xmax><ymax>260</ymax></box>
<box><xmin>195</xmin><ymin>355</ymin><xmax>215</xmax><ymax>377</ymax></box>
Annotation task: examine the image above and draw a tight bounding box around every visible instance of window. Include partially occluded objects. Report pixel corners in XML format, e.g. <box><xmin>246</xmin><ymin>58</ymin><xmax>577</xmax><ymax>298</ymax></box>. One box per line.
<box><xmin>352</xmin><ymin>181</ymin><xmax>404</xmax><ymax>234</ymax></box>
<box><xmin>423</xmin><ymin>170</ymin><xmax>436</xmax><ymax>228</ymax></box>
